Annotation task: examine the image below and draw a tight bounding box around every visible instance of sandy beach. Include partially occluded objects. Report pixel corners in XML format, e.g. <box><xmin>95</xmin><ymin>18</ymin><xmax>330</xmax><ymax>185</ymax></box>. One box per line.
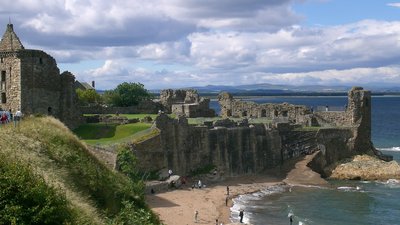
<box><xmin>146</xmin><ymin>153</ymin><xmax>326</xmax><ymax>225</ymax></box>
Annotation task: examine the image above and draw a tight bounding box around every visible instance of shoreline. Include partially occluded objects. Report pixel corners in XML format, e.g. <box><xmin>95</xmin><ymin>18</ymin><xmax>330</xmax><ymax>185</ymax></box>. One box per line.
<box><xmin>146</xmin><ymin>152</ymin><xmax>326</xmax><ymax>225</ymax></box>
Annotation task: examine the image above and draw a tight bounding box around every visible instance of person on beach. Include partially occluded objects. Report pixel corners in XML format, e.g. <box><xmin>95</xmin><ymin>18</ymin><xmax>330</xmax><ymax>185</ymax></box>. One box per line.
<box><xmin>194</xmin><ymin>210</ymin><xmax>198</xmax><ymax>223</ymax></box>
<box><xmin>168</xmin><ymin>169</ymin><xmax>173</xmax><ymax>177</ymax></box>
<box><xmin>239</xmin><ymin>209</ymin><xmax>244</xmax><ymax>223</ymax></box>
<box><xmin>215</xmin><ymin>219</ymin><xmax>218</xmax><ymax>225</ymax></box>
<box><xmin>226</xmin><ymin>186</ymin><xmax>230</xmax><ymax>195</ymax></box>
<box><xmin>198</xmin><ymin>180</ymin><xmax>202</xmax><ymax>188</ymax></box>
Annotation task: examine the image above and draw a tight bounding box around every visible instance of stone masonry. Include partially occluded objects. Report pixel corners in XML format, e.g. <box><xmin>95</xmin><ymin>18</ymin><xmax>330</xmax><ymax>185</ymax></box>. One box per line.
<box><xmin>125</xmin><ymin>87</ymin><xmax>385</xmax><ymax>178</ymax></box>
<box><xmin>159</xmin><ymin>89</ymin><xmax>215</xmax><ymax>117</ymax></box>
<box><xmin>0</xmin><ymin>23</ymin><xmax>81</xmax><ymax>128</ymax></box>
<box><xmin>218</xmin><ymin>92</ymin><xmax>312</xmax><ymax>124</ymax></box>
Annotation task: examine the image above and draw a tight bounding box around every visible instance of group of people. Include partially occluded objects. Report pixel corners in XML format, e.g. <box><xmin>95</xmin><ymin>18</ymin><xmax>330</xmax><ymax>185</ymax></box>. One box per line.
<box><xmin>0</xmin><ymin>109</ymin><xmax>22</xmax><ymax>127</ymax></box>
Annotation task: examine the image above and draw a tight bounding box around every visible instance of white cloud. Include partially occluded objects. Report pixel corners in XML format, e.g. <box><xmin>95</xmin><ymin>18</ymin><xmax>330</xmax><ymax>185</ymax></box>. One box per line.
<box><xmin>387</xmin><ymin>2</ymin><xmax>400</xmax><ymax>7</ymax></box>
<box><xmin>2</xmin><ymin>1</ymin><xmax>400</xmax><ymax>89</ymax></box>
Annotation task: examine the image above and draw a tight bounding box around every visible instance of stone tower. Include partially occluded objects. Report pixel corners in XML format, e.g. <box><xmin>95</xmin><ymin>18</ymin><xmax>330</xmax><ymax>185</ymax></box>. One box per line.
<box><xmin>0</xmin><ymin>23</ymin><xmax>81</xmax><ymax>128</ymax></box>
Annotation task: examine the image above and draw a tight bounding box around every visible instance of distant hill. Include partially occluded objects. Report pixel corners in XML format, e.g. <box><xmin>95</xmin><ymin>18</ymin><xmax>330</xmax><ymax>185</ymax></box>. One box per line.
<box><xmin>150</xmin><ymin>83</ymin><xmax>400</xmax><ymax>96</ymax></box>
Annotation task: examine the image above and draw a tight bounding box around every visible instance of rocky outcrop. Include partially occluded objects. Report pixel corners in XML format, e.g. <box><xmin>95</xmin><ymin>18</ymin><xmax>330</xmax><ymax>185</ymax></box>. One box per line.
<box><xmin>330</xmin><ymin>155</ymin><xmax>400</xmax><ymax>180</ymax></box>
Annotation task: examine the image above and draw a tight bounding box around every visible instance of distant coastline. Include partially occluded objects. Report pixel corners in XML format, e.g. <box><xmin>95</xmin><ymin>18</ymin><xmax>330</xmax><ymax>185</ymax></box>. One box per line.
<box><xmin>148</xmin><ymin>91</ymin><xmax>400</xmax><ymax>98</ymax></box>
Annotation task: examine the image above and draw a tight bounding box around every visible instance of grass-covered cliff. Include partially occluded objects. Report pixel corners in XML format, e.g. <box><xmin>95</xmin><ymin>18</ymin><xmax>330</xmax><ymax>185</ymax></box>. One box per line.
<box><xmin>0</xmin><ymin>117</ymin><xmax>161</xmax><ymax>225</ymax></box>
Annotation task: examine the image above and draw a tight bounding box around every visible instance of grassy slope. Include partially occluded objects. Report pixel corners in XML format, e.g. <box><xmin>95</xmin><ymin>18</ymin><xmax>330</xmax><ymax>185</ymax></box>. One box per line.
<box><xmin>84</xmin><ymin>114</ymin><xmax>158</xmax><ymax>120</ymax></box>
<box><xmin>0</xmin><ymin>117</ymin><xmax>161</xmax><ymax>224</ymax></box>
<box><xmin>74</xmin><ymin>122</ymin><xmax>152</xmax><ymax>145</ymax></box>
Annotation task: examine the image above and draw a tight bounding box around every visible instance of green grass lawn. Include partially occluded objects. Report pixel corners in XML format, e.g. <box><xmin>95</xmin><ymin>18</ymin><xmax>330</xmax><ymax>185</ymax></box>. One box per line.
<box><xmin>83</xmin><ymin>113</ymin><xmax>158</xmax><ymax>120</ymax></box>
<box><xmin>187</xmin><ymin>116</ymin><xmax>273</xmax><ymax>125</ymax></box>
<box><xmin>73</xmin><ymin>122</ymin><xmax>152</xmax><ymax>145</ymax></box>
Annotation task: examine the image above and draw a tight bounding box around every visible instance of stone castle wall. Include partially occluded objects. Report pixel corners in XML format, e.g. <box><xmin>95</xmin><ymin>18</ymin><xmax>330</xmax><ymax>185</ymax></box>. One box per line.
<box><xmin>0</xmin><ymin>52</ymin><xmax>21</xmax><ymax>111</ymax></box>
<box><xmin>218</xmin><ymin>92</ymin><xmax>311</xmax><ymax>124</ymax></box>
<box><xmin>160</xmin><ymin>89</ymin><xmax>215</xmax><ymax>117</ymax></box>
<box><xmin>80</xmin><ymin>100</ymin><xmax>163</xmax><ymax>114</ymax></box>
<box><xmin>132</xmin><ymin>114</ymin><xmax>284</xmax><ymax>176</ymax></box>
<box><xmin>19</xmin><ymin>50</ymin><xmax>61</xmax><ymax>115</ymax></box>
<box><xmin>129</xmin><ymin>87</ymin><xmax>375</xmax><ymax>177</ymax></box>
<box><xmin>218</xmin><ymin>87</ymin><xmax>371</xmax><ymax>129</ymax></box>
<box><xmin>0</xmin><ymin>24</ymin><xmax>82</xmax><ymax>129</ymax></box>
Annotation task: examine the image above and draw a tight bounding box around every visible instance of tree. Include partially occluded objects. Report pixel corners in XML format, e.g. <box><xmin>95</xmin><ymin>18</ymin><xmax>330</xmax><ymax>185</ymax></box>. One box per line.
<box><xmin>76</xmin><ymin>89</ymin><xmax>102</xmax><ymax>105</ymax></box>
<box><xmin>104</xmin><ymin>82</ymin><xmax>152</xmax><ymax>107</ymax></box>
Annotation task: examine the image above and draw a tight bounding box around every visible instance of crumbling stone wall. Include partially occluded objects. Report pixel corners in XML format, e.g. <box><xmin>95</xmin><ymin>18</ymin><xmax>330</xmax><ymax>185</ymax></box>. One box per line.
<box><xmin>160</xmin><ymin>89</ymin><xmax>215</xmax><ymax>117</ymax></box>
<box><xmin>80</xmin><ymin>100</ymin><xmax>163</xmax><ymax>114</ymax></box>
<box><xmin>218</xmin><ymin>92</ymin><xmax>311</xmax><ymax>124</ymax></box>
<box><xmin>218</xmin><ymin>87</ymin><xmax>371</xmax><ymax>130</ymax></box>
<box><xmin>312</xmin><ymin>87</ymin><xmax>371</xmax><ymax>129</ymax></box>
<box><xmin>131</xmin><ymin>87</ymin><xmax>377</xmax><ymax>178</ymax></box>
<box><xmin>0</xmin><ymin>23</ymin><xmax>82</xmax><ymax>129</ymax></box>
<box><xmin>132</xmin><ymin>114</ymin><xmax>283</xmax><ymax>176</ymax></box>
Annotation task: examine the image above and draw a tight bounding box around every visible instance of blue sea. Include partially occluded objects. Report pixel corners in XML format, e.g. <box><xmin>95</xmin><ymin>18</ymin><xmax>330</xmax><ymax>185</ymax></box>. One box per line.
<box><xmin>210</xmin><ymin>96</ymin><xmax>400</xmax><ymax>225</ymax></box>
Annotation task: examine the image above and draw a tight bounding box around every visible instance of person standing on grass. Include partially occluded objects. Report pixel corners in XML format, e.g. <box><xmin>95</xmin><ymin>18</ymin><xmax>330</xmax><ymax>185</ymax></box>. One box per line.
<box><xmin>1</xmin><ymin>111</ymin><xmax>7</xmax><ymax>125</ymax></box>
<box><xmin>14</xmin><ymin>109</ymin><xmax>22</xmax><ymax>127</ymax></box>
<box><xmin>8</xmin><ymin>109</ymin><xmax>12</xmax><ymax>122</ymax></box>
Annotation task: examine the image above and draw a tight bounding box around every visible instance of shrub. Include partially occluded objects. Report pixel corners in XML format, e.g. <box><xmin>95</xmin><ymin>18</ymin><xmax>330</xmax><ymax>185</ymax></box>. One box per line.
<box><xmin>108</xmin><ymin>201</ymin><xmax>160</xmax><ymax>225</ymax></box>
<box><xmin>0</xmin><ymin>157</ymin><xmax>73</xmax><ymax>225</ymax></box>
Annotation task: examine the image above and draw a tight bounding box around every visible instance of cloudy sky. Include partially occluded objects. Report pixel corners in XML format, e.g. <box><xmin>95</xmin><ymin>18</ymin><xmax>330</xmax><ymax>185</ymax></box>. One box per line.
<box><xmin>2</xmin><ymin>0</ymin><xmax>400</xmax><ymax>90</ymax></box>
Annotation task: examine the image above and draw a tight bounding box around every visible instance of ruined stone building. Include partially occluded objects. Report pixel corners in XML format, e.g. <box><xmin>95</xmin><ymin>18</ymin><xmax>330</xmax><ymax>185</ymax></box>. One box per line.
<box><xmin>0</xmin><ymin>23</ymin><xmax>81</xmax><ymax>128</ymax></box>
<box><xmin>159</xmin><ymin>89</ymin><xmax>215</xmax><ymax>117</ymax></box>
<box><xmin>131</xmin><ymin>87</ymin><xmax>384</xmax><ymax>178</ymax></box>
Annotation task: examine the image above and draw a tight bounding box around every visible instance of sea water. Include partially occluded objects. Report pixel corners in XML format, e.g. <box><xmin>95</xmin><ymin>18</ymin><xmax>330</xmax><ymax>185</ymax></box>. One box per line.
<box><xmin>210</xmin><ymin>95</ymin><xmax>400</xmax><ymax>225</ymax></box>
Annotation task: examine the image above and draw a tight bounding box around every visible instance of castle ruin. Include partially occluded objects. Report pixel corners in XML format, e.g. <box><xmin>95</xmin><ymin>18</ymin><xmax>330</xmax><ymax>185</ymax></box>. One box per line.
<box><xmin>130</xmin><ymin>87</ymin><xmax>386</xmax><ymax>178</ymax></box>
<box><xmin>0</xmin><ymin>23</ymin><xmax>81</xmax><ymax>128</ymax></box>
<box><xmin>159</xmin><ymin>89</ymin><xmax>215</xmax><ymax>117</ymax></box>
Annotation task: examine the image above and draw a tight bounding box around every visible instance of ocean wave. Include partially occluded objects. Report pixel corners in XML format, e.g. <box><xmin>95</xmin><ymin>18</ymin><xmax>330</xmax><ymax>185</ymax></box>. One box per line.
<box><xmin>375</xmin><ymin>179</ymin><xmax>400</xmax><ymax>188</ymax></box>
<box><xmin>232</xmin><ymin>184</ymin><xmax>289</xmax><ymax>205</ymax></box>
<box><xmin>337</xmin><ymin>186</ymin><xmax>362</xmax><ymax>192</ymax></box>
<box><xmin>291</xmin><ymin>184</ymin><xmax>329</xmax><ymax>190</ymax></box>
<box><xmin>378</xmin><ymin>147</ymin><xmax>400</xmax><ymax>152</ymax></box>
<box><xmin>231</xmin><ymin>183</ymin><xmax>290</xmax><ymax>222</ymax></box>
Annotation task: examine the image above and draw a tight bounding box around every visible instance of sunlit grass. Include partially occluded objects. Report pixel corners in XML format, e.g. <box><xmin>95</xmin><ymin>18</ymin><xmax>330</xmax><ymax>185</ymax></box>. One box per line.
<box><xmin>74</xmin><ymin>122</ymin><xmax>152</xmax><ymax>145</ymax></box>
<box><xmin>83</xmin><ymin>113</ymin><xmax>158</xmax><ymax>120</ymax></box>
<box><xmin>0</xmin><ymin>116</ymin><xmax>160</xmax><ymax>224</ymax></box>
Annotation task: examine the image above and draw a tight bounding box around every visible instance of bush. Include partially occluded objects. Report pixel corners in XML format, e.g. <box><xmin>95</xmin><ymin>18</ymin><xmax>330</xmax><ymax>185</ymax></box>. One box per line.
<box><xmin>108</xmin><ymin>201</ymin><xmax>160</xmax><ymax>225</ymax></box>
<box><xmin>117</xmin><ymin>145</ymin><xmax>142</xmax><ymax>182</ymax></box>
<box><xmin>0</xmin><ymin>157</ymin><xmax>73</xmax><ymax>225</ymax></box>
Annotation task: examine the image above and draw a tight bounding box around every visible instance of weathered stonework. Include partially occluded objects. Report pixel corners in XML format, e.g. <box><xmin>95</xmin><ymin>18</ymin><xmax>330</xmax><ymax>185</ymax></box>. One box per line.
<box><xmin>80</xmin><ymin>100</ymin><xmax>163</xmax><ymax>114</ymax></box>
<box><xmin>0</xmin><ymin>24</ymin><xmax>82</xmax><ymax>128</ymax></box>
<box><xmin>132</xmin><ymin>114</ymin><xmax>284</xmax><ymax>176</ymax></box>
<box><xmin>160</xmin><ymin>89</ymin><xmax>215</xmax><ymax>117</ymax></box>
<box><xmin>127</xmin><ymin>87</ymin><xmax>386</xmax><ymax>178</ymax></box>
<box><xmin>218</xmin><ymin>92</ymin><xmax>311</xmax><ymax>124</ymax></box>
